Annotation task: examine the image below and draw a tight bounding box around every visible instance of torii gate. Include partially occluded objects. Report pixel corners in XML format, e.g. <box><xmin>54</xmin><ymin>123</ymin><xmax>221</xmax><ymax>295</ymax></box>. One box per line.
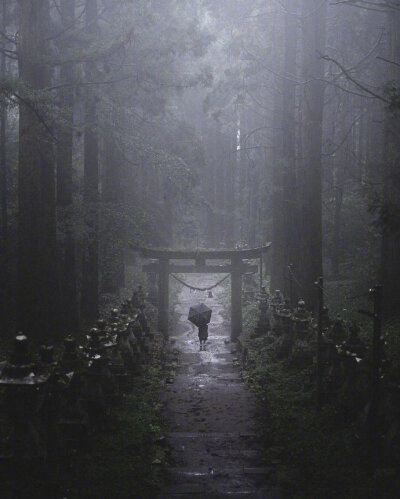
<box><xmin>134</xmin><ymin>244</ymin><xmax>271</xmax><ymax>341</ymax></box>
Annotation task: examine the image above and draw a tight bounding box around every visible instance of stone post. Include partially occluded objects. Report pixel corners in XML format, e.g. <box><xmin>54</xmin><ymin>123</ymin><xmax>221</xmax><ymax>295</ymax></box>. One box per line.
<box><xmin>231</xmin><ymin>254</ymin><xmax>242</xmax><ymax>341</ymax></box>
<box><xmin>158</xmin><ymin>257</ymin><xmax>170</xmax><ymax>337</ymax></box>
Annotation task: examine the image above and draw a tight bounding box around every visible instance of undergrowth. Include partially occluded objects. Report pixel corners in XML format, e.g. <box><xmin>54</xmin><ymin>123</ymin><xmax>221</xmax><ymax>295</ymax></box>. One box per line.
<box><xmin>242</xmin><ymin>331</ymin><xmax>400</xmax><ymax>498</ymax></box>
<box><xmin>63</xmin><ymin>333</ymin><xmax>169</xmax><ymax>498</ymax></box>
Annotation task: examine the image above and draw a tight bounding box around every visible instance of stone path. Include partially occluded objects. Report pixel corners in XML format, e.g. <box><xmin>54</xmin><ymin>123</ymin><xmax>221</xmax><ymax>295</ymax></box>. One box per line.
<box><xmin>158</xmin><ymin>276</ymin><xmax>280</xmax><ymax>499</ymax></box>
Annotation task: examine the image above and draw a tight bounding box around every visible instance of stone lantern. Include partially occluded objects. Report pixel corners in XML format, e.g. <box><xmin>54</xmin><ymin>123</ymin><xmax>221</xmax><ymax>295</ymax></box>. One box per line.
<box><xmin>117</xmin><ymin>326</ymin><xmax>137</xmax><ymax>374</ymax></box>
<box><xmin>0</xmin><ymin>335</ymin><xmax>49</xmax><ymax>458</ymax></box>
<box><xmin>270</xmin><ymin>289</ymin><xmax>284</xmax><ymax>312</ymax></box>
<box><xmin>275</xmin><ymin>299</ymin><xmax>293</xmax><ymax>335</ymax></box>
<box><xmin>292</xmin><ymin>299</ymin><xmax>311</xmax><ymax>336</ymax></box>
<box><xmin>58</xmin><ymin>335</ymin><xmax>89</xmax><ymax>450</ymax></box>
<box><xmin>327</xmin><ymin>315</ymin><xmax>347</xmax><ymax>343</ymax></box>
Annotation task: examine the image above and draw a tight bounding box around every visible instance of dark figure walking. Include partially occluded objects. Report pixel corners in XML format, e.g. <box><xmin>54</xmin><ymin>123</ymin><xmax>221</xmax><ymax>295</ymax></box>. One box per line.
<box><xmin>198</xmin><ymin>323</ymin><xmax>208</xmax><ymax>350</ymax></box>
<box><xmin>188</xmin><ymin>303</ymin><xmax>212</xmax><ymax>351</ymax></box>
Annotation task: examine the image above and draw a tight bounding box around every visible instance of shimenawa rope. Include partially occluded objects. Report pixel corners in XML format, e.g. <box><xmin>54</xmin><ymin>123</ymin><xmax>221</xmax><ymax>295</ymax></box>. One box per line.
<box><xmin>171</xmin><ymin>273</ymin><xmax>230</xmax><ymax>292</ymax></box>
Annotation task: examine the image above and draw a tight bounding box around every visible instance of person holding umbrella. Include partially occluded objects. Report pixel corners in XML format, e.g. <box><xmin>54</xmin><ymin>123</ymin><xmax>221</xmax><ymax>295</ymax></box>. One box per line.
<box><xmin>188</xmin><ymin>303</ymin><xmax>212</xmax><ymax>351</ymax></box>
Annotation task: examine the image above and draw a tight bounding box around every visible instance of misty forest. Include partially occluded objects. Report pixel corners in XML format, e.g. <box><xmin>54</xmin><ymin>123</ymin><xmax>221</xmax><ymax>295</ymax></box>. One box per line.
<box><xmin>0</xmin><ymin>0</ymin><xmax>400</xmax><ymax>497</ymax></box>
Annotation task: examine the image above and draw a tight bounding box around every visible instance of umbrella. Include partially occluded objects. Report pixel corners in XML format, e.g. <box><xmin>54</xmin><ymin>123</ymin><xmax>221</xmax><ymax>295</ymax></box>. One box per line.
<box><xmin>188</xmin><ymin>303</ymin><xmax>212</xmax><ymax>327</ymax></box>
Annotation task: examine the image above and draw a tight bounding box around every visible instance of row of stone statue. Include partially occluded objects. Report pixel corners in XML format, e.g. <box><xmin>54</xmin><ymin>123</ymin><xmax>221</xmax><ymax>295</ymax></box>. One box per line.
<box><xmin>251</xmin><ymin>287</ymin><xmax>367</xmax><ymax>380</ymax></box>
<box><xmin>0</xmin><ymin>286</ymin><xmax>153</xmax><ymax>465</ymax></box>
<box><xmin>249</xmin><ymin>286</ymin><xmax>400</xmax><ymax>457</ymax></box>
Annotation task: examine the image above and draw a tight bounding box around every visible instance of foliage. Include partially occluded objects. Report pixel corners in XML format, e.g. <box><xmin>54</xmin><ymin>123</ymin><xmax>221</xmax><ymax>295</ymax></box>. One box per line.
<box><xmin>63</xmin><ymin>335</ymin><xmax>169</xmax><ymax>498</ymax></box>
<box><xmin>243</xmin><ymin>339</ymin><xmax>400</xmax><ymax>498</ymax></box>
<box><xmin>384</xmin><ymin>318</ymin><xmax>400</xmax><ymax>377</ymax></box>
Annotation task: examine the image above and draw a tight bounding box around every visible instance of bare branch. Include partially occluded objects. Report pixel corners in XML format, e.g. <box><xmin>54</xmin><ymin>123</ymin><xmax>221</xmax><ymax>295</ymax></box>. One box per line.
<box><xmin>46</xmin><ymin>6</ymin><xmax>87</xmax><ymax>41</ymax></box>
<box><xmin>322</xmin><ymin>78</ymin><xmax>377</xmax><ymax>99</ymax></box>
<box><xmin>323</xmin><ymin>112</ymin><xmax>365</xmax><ymax>157</ymax></box>
<box><xmin>330</xmin><ymin>0</ymin><xmax>399</xmax><ymax>12</ymax></box>
<box><xmin>6</xmin><ymin>91</ymin><xmax>57</xmax><ymax>141</ymax></box>
<box><xmin>376</xmin><ymin>55</ymin><xmax>400</xmax><ymax>68</ymax></box>
<box><xmin>44</xmin><ymin>74</ymin><xmax>134</xmax><ymax>91</ymax></box>
<box><xmin>322</xmin><ymin>54</ymin><xmax>390</xmax><ymax>103</ymax></box>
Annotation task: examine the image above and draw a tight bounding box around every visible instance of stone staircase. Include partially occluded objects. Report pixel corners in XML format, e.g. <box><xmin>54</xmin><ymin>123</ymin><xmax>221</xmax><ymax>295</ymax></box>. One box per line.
<box><xmin>157</xmin><ymin>277</ymin><xmax>281</xmax><ymax>499</ymax></box>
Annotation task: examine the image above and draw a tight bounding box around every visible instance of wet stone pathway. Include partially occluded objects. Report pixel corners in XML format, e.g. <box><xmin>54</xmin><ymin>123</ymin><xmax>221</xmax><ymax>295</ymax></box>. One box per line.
<box><xmin>158</xmin><ymin>276</ymin><xmax>280</xmax><ymax>499</ymax></box>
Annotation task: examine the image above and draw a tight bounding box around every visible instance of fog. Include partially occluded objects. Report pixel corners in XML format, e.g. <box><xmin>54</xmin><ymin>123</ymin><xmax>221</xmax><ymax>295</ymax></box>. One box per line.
<box><xmin>0</xmin><ymin>1</ymin><xmax>399</xmax><ymax>497</ymax></box>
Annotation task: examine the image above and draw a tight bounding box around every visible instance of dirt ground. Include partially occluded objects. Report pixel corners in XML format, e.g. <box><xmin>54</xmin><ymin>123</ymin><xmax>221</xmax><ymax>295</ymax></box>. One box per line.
<box><xmin>158</xmin><ymin>276</ymin><xmax>281</xmax><ymax>499</ymax></box>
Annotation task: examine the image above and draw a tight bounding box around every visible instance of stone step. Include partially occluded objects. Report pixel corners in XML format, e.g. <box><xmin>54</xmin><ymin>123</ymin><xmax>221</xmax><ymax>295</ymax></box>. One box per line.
<box><xmin>157</xmin><ymin>491</ymin><xmax>276</xmax><ymax>499</ymax></box>
<box><xmin>167</xmin><ymin>432</ymin><xmax>259</xmax><ymax>449</ymax></box>
<box><xmin>159</xmin><ymin>483</ymin><xmax>205</xmax><ymax>495</ymax></box>
<box><xmin>172</xmin><ymin>449</ymin><xmax>261</xmax><ymax>459</ymax></box>
<box><xmin>170</xmin><ymin>451</ymin><xmax>262</xmax><ymax>469</ymax></box>
<box><xmin>169</xmin><ymin>466</ymin><xmax>272</xmax><ymax>478</ymax></box>
<box><xmin>173</xmin><ymin>372</ymin><xmax>242</xmax><ymax>383</ymax></box>
<box><xmin>168</xmin><ymin>432</ymin><xmax>258</xmax><ymax>439</ymax></box>
<box><xmin>168</xmin><ymin>429</ymin><xmax>263</xmax><ymax>468</ymax></box>
<box><xmin>158</xmin><ymin>483</ymin><xmax>281</xmax><ymax>499</ymax></box>
<box><xmin>166</xmin><ymin>466</ymin><xmax>273</xmax><ymax>490</ymax></box>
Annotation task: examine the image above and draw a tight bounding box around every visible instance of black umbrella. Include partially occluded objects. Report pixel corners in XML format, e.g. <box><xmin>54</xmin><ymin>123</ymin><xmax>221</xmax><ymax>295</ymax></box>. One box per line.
<box><xmin>188</xmin><ymin>303</ymin><xmax>212</xmax><ymax>327</ymax></box>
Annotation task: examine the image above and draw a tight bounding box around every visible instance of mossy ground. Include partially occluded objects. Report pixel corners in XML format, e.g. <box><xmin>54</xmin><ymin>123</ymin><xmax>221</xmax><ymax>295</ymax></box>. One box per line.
<box><xmin>0</xmin><ymin>330</ymin><xmax>170</xmax><ymax>499</ymax></box>
<box><xmin>242</xmin><ymin>346</ymin><xmax>399</xmax><ymax>498</ymax></box>
<box><xmin>63</xmin><ymin>332</ymin><xmax>170</xmax><ymax>498</ymax></box>
<box><xmin>242</xmin><ymin>331</ymin><xmax>400</xmax><ymax>497</ymax></box>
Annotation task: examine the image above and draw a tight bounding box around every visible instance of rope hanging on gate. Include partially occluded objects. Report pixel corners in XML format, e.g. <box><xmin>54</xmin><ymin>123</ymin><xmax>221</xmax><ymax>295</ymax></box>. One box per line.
<box><xmin>171</xmin><ymin>273</ymin><xmax>230</xmax><ymax>292</ymax></box>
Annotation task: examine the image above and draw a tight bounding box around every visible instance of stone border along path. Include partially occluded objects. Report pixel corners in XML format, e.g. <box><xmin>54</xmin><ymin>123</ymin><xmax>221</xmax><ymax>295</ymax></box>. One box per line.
<box><xmin>158</xmin><ymin>275</ymin><xmax>281</xmax><ymax>499</ymax></box>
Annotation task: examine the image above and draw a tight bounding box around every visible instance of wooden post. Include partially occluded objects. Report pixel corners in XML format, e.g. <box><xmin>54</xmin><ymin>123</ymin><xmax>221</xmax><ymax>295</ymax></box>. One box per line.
<box><xmin>367</xmin><ymin>285</ymin><xmax>383</xmax><ymax>465</ymax></box>
<box><xmin>371</xmin><ymin>285</ymin><xmax>383</xmax><ymax>399</ymax></box>
<box><xmin>359</xmin><ymin>285</ymin><xmax>383</xmax><ymax>447</ymax></box>
<box><xmin>158</xmin><ymin>257</ymin><xmax>169</xmax><ymax>337</ymax></box>
<box><xmin>231</xmin><ymin>254</ymin><xmax>242</xmax><ymax>341</ymax></box>
<box><xmin>288</xmin><ymin>264</ymin><xmax>294</xmax><ymax>308</ymax></box>
<box><xmin>316</xmin><ymin>276</ymin><xmax>324</xmax><ymax>409</ymax></box>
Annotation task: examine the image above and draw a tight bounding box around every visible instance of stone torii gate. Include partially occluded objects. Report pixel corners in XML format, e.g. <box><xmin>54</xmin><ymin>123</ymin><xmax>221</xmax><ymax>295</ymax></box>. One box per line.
<box><xmin>134</xmin><ymin>245</ymin><xmax>271</xmax><ymax>341</ymax></box>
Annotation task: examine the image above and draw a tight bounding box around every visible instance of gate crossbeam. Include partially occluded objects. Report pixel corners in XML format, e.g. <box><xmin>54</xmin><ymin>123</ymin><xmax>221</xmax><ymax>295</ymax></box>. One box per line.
<box><xmin>135</xmin><ymin>246</ymin><xmax>270</xmax><ymax>260</ymax></box>
<box><xmin>143</xmin><ymin>264</ymin><xmax>258</xmax><ymax>274</ymax></box>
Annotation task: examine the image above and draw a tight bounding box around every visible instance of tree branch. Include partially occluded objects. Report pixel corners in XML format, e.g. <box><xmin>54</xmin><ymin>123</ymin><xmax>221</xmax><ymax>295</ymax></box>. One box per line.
<box><xmin>376</xmin><ymin>55</ymin><xmax>400</xmax><ymax>68</ymax></box>
<box><xmin>322</xmin><ymin>54</ymin><xmax>390</xmax><ymax>103</ymax></box>
<box><xmin>9</xmin><ymin>92</ymin><xmax>57</xmax><ymax>140</ymax></box>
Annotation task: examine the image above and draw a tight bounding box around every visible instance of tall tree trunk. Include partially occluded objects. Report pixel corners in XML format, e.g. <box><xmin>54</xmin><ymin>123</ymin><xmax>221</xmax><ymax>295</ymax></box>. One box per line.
<box><xmin>205</xmin><ymin>123</ymin><xmax>217</xmax><ymax>247</ymax></box>
<box><xmin>299</xmin><ymin>0</ymin><xmax>326</xmax><ymax>310</ymax></box>
<box><xmin>329</xmin><ymin>98</ymin><xmax>344</xmax><ymax>278</ymax></box>
<box><xmin>233</xmin><ymin>115</ymin><xmax>240</xmax><ymax>245</ymax></box>
<box><xmin>331</xmin><ymin>165</ymin><xmax>344</xmax><ymax>278</ymax></box>
<box><xmin>282</xmin><ymin>0</ymin><xmax>299</xmax><ymax>298</ymax></box>
<box><xmin>163</xmin><ymin>180</ymin><xmax>174</xmax><ymax>247</ymax></box>
<box><xmin>248</xmin><ymin>160</ymin><xmax>258</xmax><ymax>248</ymax></box>
<box><xmin>238</xmin><ymin>109</ymin><xmax>248</xmax><ymax>245</ymax></box>
<box><xmin>382</xmin><ymin>8</ymin><xmax>400</xmax><ymax>320</ymax></box>
<box><xmin>270</xmin><ymin>9</ymin><xmax>285</xmax><ymax>292</ymax></box>
<box><xmin>18</xmin><ymin>0</ymin><xmax>58</xmax><ymax>337</ymax></box>
<box><xmin>0</xmin><ymin>0</ymin><xmax>9</xmax><ymax>331</ymax></box>
<box><xmin>225</xmin><ymin>132</ymin><xmax>236</xmax><ymax>246</ymax></box>
<box><xmin>57</xmin><ymin>0</ymin><xmax>79</xmax><ymax>331</ymax></box>
<box><xmin>271</xmin><ymin>86</ymin><xmax>285</xmax><ymax>292</ymax></box>
<box><xmin>81</xmin><ymin>0</ymin><xmax>99</xmax><ymax>324</ymax></box>
<box><xmin>101</xmin><ymin>125</ymin><xmax>125</xmax><ymax>294</ymax></box>
<box><xmin>212</xmin><ymin>125</ymin><xmax>226</xmax><ymax>246</ymax></box>
<box><xmin>221</xmin><ymin>132</ymin><xmax>231</xmax><ymax>246</ymax></box>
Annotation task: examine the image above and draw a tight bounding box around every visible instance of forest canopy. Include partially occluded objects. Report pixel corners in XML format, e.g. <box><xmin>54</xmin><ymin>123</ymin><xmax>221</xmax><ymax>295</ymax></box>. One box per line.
<box><xmin>0</xmin><ymin>0</ymin><xmax>399</xmax><ymax>337</ymax></box>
